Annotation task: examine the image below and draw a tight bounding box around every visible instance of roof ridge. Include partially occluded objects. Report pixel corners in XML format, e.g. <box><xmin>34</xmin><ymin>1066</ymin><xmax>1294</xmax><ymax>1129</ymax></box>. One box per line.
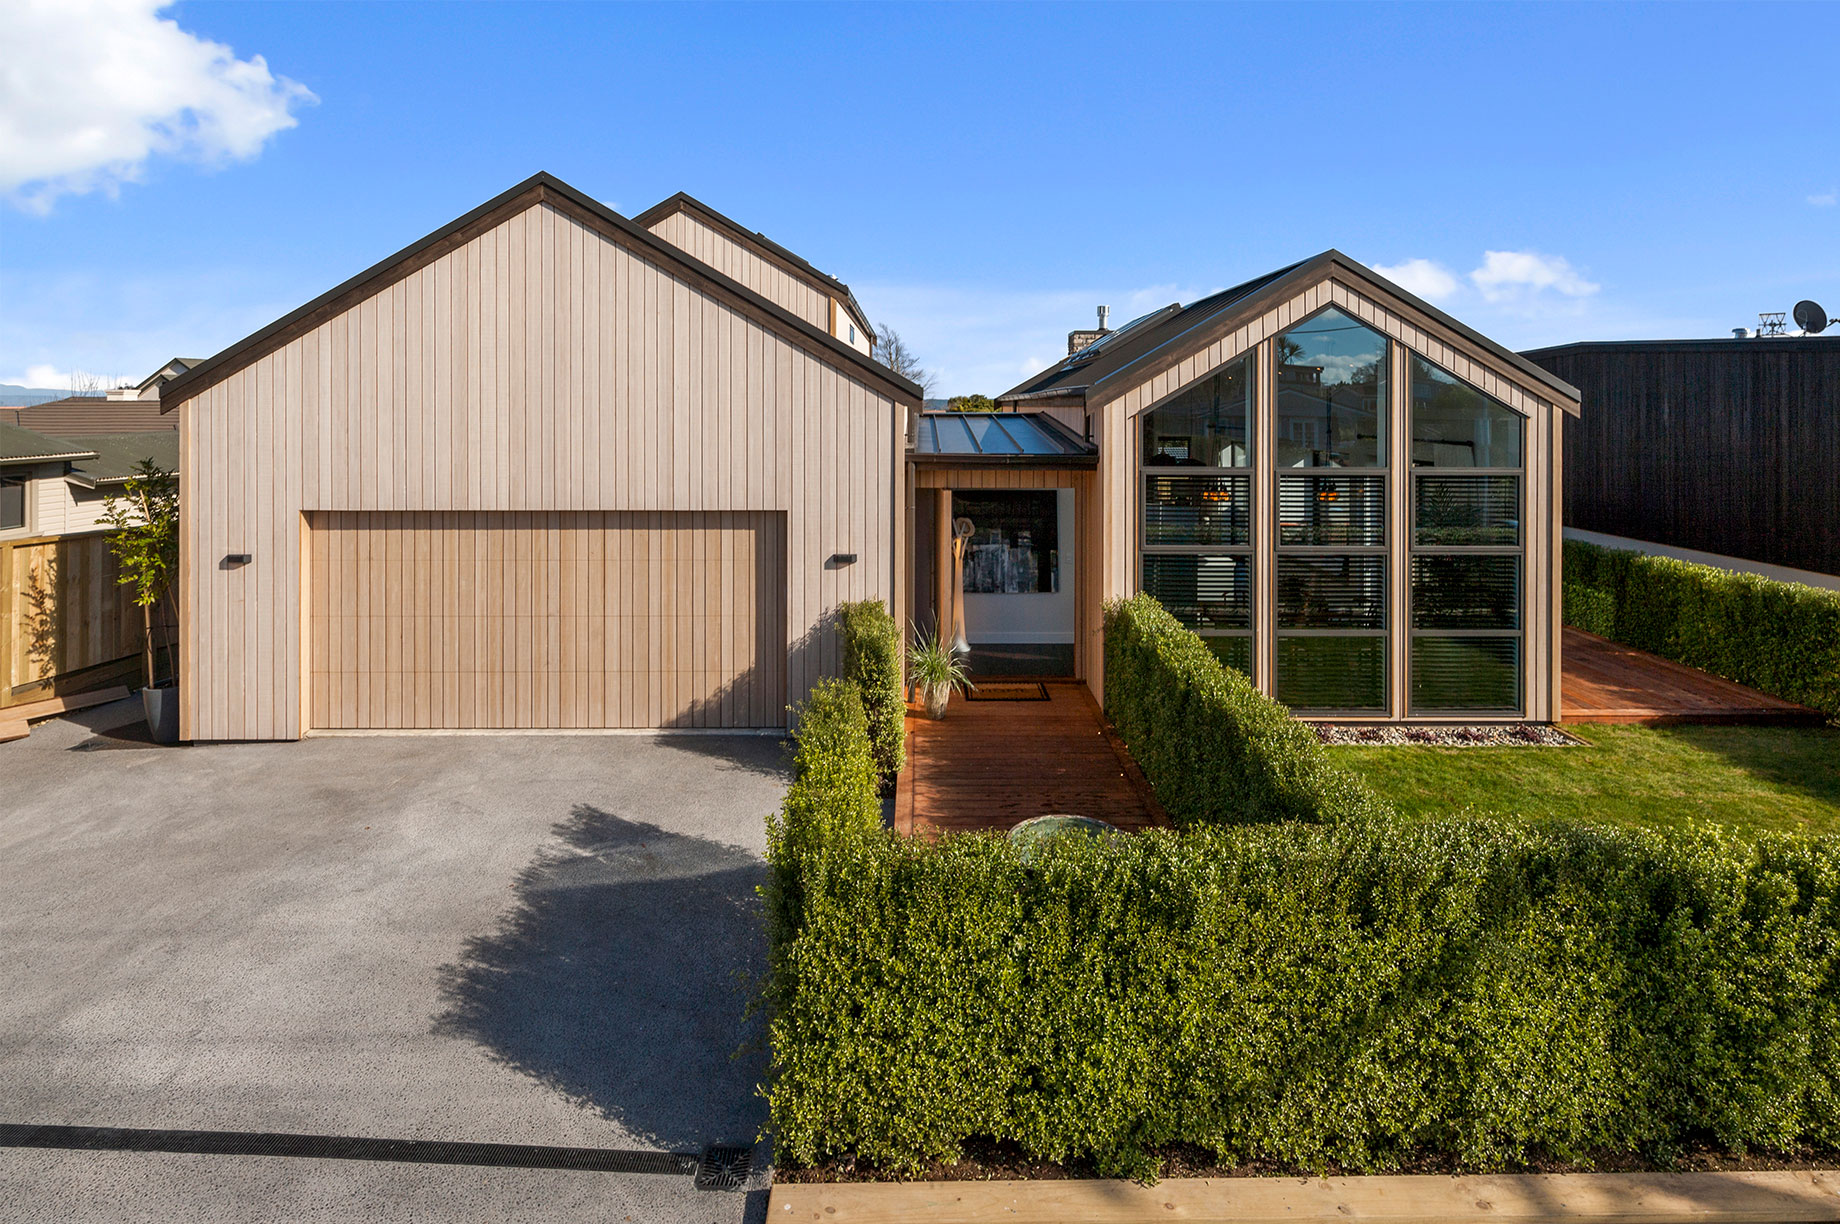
<box><xmin>160</xmin><ymin>173</ymin><xmax>917</xmax><ymax>410</ymax></box>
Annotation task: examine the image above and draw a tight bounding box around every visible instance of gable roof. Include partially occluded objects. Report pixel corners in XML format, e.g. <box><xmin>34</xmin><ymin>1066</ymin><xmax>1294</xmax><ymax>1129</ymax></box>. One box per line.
<box><xmin>160</xmin><ymin>173</ymin><xmax>920</xmax><ymax>413</ymax></box>
<box><xmin>0</xmin><ymin>422</ymin><xmax>98</xmax><ymax>466</ymax></box>
<box><xmin>4</xmin><ymin>396</ymin><xmax>175</xmax><ymax>434</ymax></box>
<box><xmin>1000</xmin><ymin>250</ymin><xmax>1581</xmax><ymax>416</ymax></box>
<box><xmin>633</xmin><ymin>191</ymin><xmax>875</xmax><ymax>338</ymax></box>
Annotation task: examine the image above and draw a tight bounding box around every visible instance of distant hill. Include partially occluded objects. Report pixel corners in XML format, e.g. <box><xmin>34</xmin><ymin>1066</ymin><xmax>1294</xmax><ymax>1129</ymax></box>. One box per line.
<box><xmin>0</xmin><ymin>385</ymin><xmax>80</xmax><ymax>407</ymax></box>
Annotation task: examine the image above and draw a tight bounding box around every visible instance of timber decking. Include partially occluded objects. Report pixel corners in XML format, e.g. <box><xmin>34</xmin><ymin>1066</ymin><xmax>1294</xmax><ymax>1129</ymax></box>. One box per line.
<box><xmin>0</xmin><ymin>685</ymin><xmax>131</xmax><ymax>743</ymax></box>
<box><xmin>1560</xmin><ymin>628</ymin><xmax>1825</xmax><ymax>725</ymax></box>
<box><xmin>895</xmin><ymin>681</ymin><xmax>1169</xmax><ymax>837</ymax></box>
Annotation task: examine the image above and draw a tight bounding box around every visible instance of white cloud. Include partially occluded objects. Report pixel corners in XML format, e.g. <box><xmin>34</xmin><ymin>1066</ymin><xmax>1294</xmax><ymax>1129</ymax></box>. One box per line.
<box><xmin>1370</xmin><ymin>258</ymin><xmax>1459</xmax><ymax>302</ymax></box>
<box><xmin>1809</xmin><ymin>190</ymin><xmax>1838</xmax><ymax>207</ymax></box>
<box><xmin>1469</xmin><ymin>250</ymin><xmax>1600</xmax><ymax>304</ymax></box>
<box><xmin>0</xmin><ymin>0</ymin><xmax>315</xmax><ymax>213</ymax></box>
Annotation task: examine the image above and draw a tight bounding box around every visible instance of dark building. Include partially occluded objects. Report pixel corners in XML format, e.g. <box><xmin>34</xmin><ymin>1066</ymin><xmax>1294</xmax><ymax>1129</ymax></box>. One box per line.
<box><xmin>1523</xmin><ymin>336</ymin><xmax>1840</xmax><ymax>576</ymax></box>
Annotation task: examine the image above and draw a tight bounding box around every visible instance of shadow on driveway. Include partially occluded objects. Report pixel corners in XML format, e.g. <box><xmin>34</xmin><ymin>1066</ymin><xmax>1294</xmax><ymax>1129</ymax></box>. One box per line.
<box><xmin>433</xmin><ymin>803</ymin><xmax>769</xmax><ymax>1154</ymax></box>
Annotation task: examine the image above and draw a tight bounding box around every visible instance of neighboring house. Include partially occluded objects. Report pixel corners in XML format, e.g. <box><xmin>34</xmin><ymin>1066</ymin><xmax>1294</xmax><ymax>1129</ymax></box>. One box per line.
<box><xmin>0</xmin><ymin>403</ymin><xmax>181</xmax><ymax>710</ymax></box>
<box><xmin>942</xmin><ymin>255</ymin><xmax>1581</xmax><ymax>723</ymax></box>
<box><xmin>1522</xmin><ymin>336</ymin><xmax>1840</xmax><ymax>577</ymax></box>
<box><xmin>164</xmin><ymin>174</ymin><xmax>1577</xmax><ymax>741</ymax></box>
<box><xmin>160</xmin><ymin>173</ymin><xmax>919</xmax><ymax>741</ymax></box>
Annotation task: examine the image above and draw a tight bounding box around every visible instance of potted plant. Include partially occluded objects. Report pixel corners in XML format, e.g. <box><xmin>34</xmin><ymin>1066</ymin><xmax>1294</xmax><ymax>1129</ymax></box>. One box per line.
<box><xmin>101</xmin><ymin>459</ymin><xmax>180</xmax><ymax>742</ymax></box>
<box><xmin>907</xmin><ymin>623</ymin><xmax>972</xmax><ymax>719</ymax></box>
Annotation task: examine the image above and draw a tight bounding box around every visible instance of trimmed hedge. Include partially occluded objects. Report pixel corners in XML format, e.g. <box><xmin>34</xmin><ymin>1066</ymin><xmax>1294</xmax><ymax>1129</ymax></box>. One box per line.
<box><xmin>1103</xmin><ymin>594</ymin><xmax>1392</xmax><ymax>827</ymax></box>
<box><xmin>1565</xmin><ymin>540</ymin><xmax>1840</xmax><ymax>719</ymax></box>
<box><xmin>766</xmin><ymin>799</ymin><xmax>1840</xmax><ymax>1176</ymax></box>
<box><xmin>837</xmin><ymin>599</ymin><xmax>906</xmax><ymax>785</ymax></box>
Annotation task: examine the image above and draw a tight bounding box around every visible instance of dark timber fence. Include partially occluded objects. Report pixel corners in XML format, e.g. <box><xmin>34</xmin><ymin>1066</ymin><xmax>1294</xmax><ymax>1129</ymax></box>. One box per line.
<box><xmin>1524</xmin><ymin>338</ymin><xmax>1840</xmax><ymax>576</ymax></box>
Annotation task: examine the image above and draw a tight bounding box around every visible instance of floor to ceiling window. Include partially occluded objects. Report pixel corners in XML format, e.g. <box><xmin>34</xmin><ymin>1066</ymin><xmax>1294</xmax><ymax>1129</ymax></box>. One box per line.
<box><xmin>1407</xmin><ymin>355</ymin><xmax>1525</xmax><ymax>712</ymax></box>
<box><xmin>1272</xmin><ymin>306</ymin><xmax>1390</xmax><ymax>712</ymax></box>
<box><xmin>1139</xmin><ymin>354</ymin><xmax>1254</xmax><ymax>675</ymax></box>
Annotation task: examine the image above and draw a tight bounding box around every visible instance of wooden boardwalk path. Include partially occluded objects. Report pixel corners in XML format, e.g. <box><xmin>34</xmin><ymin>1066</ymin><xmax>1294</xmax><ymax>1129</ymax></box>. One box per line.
<box><xmin>1561</xmin><ymin>628</ymin><xmax>1825</xmax><ymax>725</ymax></box>
<box><xmin>894</xmin><ymin>681</ymin><xmax>1170</xmax><ymax>837</ymax></box>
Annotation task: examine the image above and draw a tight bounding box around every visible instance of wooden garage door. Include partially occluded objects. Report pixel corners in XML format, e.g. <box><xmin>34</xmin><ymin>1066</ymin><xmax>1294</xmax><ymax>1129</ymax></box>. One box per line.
<box><xmin>306</xmin><ymin>511</ymin><xmax>786</xmax><ymax>729</ymax></box>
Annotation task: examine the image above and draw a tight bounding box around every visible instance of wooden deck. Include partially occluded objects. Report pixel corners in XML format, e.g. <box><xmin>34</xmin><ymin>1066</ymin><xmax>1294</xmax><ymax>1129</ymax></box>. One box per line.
<box><xmin>1561</xmin><ymin>628</ymin><xmax>1825</xmax><ymax>725</ymax></box>
<box><xmin>894</xmin><ymin>681</ymin><xmax>1170</xmax><ymax>837</ymax></box>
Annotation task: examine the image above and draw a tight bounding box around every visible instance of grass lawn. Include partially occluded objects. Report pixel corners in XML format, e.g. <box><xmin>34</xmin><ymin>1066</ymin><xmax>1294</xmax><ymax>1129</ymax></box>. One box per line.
<box><xmin>1337</xmin><ymin>723</ymin><xmax>1840</xmax><ymax>837</ymax></box>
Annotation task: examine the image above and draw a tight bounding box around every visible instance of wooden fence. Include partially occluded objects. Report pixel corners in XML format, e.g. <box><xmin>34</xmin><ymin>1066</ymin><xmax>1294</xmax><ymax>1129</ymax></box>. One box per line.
<box><xmin>0</xmin><ymin>530</ymin><xmax>171</xmax><ymax>710</ymax></box>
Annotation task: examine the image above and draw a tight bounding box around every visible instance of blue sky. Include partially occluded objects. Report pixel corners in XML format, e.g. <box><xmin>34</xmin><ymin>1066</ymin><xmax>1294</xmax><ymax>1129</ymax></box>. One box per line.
<box><xmin>2</xmin><ymin>1</ymin><xmax>1835</xmax><ymax>397</ymax></box>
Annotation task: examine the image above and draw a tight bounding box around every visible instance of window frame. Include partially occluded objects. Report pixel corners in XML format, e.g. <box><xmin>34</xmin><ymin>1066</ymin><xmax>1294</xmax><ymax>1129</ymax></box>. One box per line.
<box><xmin>1405</xmin><ymin>355</ymin><xmax>1527</xmax><ymax>717</ymax></box>
<box><xmin>1271</xmin><ymin>307</ymin><xmax>1392</xmax><ymax>716</ymax></box>
<box><xmin>1137</xmin><ymin>354</ymin><xmax>1256</xmax><ymax>675</ymax></box>
<box><xmin>0</xmin><ymin>473</ymin><xmax>27</xmax><ymax>533</ymax></box>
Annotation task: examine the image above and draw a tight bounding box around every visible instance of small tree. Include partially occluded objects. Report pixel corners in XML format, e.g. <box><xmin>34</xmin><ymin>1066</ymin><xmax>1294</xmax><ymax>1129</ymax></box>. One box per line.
<box><xmin>873</xmin><ymin>324</ymin><xmax>936</xmax><ymax>398</ymax></box>
<box><xmin>945</xmin><ymin>394</ymin><xmax>996</xmax><ymax>413</ymax></box>
<box><xmin>101</xmin><ymin>460</ymin><xmax>179</xmax><ymax>689</ymax></box>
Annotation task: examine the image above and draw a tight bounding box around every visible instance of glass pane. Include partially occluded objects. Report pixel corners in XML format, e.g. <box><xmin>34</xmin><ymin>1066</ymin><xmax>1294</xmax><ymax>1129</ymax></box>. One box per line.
<box><xmin>1275</xmin><ymin>307</ymin><xmax>1387</xmax><ymax>468</ymax></box>
<box><xmin>957</xmin><ymin>491</ymin><xmax>1058</xmax><ymax>593</ymax></box>
<box><xmin>1276</xmin><ymin>636</ymin><xmax>1387</xmax><ymax>711</ymax></box>
<box><xmin>1142</xmin><ymin>355</ymin><xmax>1253</xmax><ymax>468</ymax></box>
<box><xmin>996</xmin><ymin>416</ymin><xmax>1060</xmax><ymax>455</ymax></box>
<box><xmin>1143</xmin><ymin>553</ymin><xmax>1251</xmax><ymax>630</ymax></box>
<box><xmin>934</xmin><ymin>414</ymin><xmax>976</xmax><ymax>453</ymax></box>
<box><xmin>1277</xmin><ymin>555</ymin><xmax>1386</xmax><ymax>629</ymax></box>
<box><xmin>1202</xmin><ymin>635</ymin><xmax>1253</xmax><ymax>678</ymax></box>
<box><xmin>1412</xmin><ymin>555</ymin><xmax>1520</xmax><ymax>629</ymax></box>
<box><xmin>1412</xmin><ymin>636</ymin><xmax>1520</xmax><ymax>711</ymax></box>
<box><xmin>1145</xmin><ymin>473</ymin><xmax>1251</xmax><ymax>545</ymax></box>
<box><xmin>0</xmin><ymin>477</ymin><xmax>23</xmax><ymax>531</ymax></box>
<box><xmin>962</xmin><ymin>414</ymin><xmax>1021</xmax><ymax>454</ymax></box>
<box><xmin>1277</xmin><ymin>474</ymin><xmax>1385</xmax><ymax>546</ymax></box>
<box><xmin>1415</xmin><ymin>474</ymin><xmax>1520</xmax><ymax>546</ymax></box>
<box><xmin>1411</xmin><ymin>356</ymin><xmax>1524</xmax><ymax>468</ymax></box>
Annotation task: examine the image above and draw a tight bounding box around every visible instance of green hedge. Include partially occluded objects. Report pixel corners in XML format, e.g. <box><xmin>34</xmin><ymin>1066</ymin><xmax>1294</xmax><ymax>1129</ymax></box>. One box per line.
<box><xmin>1565</xmin><ymin>540</ymin><xmax>1840</xmax><ymax>719</ymax></box>
<box><xmin>837</xmin><ymin>599</ymin><xmax>906</xmax><ymax>785</ymax></box>
<box><xmin>765</xmin><ymin>805</ymin><xmax>1840</xmax><ymax>1177</ymax></box>
<box><xmin>1103</xmin><ymin>594</ymin><xmax>1392</xmax><ymax>827</ymax></box>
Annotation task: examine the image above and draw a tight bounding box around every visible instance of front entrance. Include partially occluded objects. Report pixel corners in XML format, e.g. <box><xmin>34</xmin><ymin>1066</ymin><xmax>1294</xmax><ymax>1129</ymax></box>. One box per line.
<box><xmin>911</xmin><ymin>479</ymin><xmax>1087</xmax><ymax>681</ymax></box>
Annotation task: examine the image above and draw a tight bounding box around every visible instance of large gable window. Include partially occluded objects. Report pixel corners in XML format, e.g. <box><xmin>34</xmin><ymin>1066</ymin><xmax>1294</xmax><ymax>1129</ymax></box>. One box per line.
<box><xmin>1408</xmin><ymin>355</ymin><xmax>1525</xmax><ymax>712</ymax></box>
<box><xmin>1139</xmin><ymin>354</ymin><xmax>1254</xmax><ymax>675</ymax></box>
<box><xmin>1274</xmin><ymin>308</ymin><xmax>1390</xmax><ymax>712</ymax></box>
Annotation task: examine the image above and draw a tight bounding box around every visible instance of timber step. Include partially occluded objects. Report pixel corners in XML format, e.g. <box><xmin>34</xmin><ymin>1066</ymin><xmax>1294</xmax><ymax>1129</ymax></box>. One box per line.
<box><xmin>768</xmin><ymin>1169</ymin><xmax>1840</xmax><ymax>1223</ymax></box>
<box><xmin>0</xmin><ymin>686</ymin><xmax>133</xmax><ymax>744</ymax></box>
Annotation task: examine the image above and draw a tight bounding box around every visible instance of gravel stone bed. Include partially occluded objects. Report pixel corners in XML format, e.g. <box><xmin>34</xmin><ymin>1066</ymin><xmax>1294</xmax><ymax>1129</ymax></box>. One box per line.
<box><xmin>1313</xmin><ymin>723</ymin><xmax>1582</xmax><ymax>747</ymax></box>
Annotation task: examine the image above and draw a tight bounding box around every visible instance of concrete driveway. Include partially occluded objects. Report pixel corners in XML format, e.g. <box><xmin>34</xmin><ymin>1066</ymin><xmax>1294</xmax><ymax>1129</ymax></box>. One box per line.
<box><xmin>0</xmin><ymin>699</ymin><xmax>789</xmax><ymax>1223</ymax></box>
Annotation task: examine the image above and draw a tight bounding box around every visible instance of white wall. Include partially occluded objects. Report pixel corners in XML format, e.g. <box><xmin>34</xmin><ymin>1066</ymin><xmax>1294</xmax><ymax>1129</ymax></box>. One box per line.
<box><xmin>963</xmin><ymin>488</ymin><xmax>1076</xmax><ymax>643</ymax></box>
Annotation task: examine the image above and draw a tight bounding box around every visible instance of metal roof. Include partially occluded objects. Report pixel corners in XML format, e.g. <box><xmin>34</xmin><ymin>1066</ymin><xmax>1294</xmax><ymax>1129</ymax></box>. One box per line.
<box><xmin>61</xmin><ymin>432</ymin><xmax>182</xmax><ymax>486</ymax></box>
<box><xmin>0</xmin><ymin>422</ymin><xmax>97</xmax><ymax>466</ymax></box>
<box><xmin>910</xmin><ymin>412</ymin><xmax>1097</xmax><ymax>465</ymax></box>
<box><xmin>999</xmin><ymin>251</ymin><xmax>1581</xmax><ymax>415</ymax></box>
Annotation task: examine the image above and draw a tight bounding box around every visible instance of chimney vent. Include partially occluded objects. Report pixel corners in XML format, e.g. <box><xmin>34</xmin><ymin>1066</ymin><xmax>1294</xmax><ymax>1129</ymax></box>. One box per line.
<box><xmin>1067</xmin><ymin>304</ymin><xmax>1115</xmax><ymax>356</ymax></box>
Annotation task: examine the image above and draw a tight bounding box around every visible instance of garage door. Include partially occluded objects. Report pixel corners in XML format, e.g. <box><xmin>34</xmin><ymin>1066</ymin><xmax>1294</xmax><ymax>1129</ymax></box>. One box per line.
<box><xmin>306</xmin><ymin>511</ymin><xmax>787</xmax><ymax>730</ymax></box>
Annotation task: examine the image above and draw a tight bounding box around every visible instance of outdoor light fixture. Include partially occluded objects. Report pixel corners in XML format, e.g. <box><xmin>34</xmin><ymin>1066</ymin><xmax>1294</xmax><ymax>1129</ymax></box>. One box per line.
<box><xmin>222</xmin><ymin>553</ymin><xmax>252</xmax><ymax>567</ymax></box>
<box><xmin>826</xmin><ymin>552</ymin><xmax>858</xmax><ymax>568</ymax></box>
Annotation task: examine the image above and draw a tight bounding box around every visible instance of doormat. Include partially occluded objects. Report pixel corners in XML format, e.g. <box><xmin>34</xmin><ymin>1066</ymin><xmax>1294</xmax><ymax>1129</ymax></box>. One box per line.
<box><xmin>965</xmin><ymin>682</ymin><xmax>1051</xmax><ymax>702</ymax></box>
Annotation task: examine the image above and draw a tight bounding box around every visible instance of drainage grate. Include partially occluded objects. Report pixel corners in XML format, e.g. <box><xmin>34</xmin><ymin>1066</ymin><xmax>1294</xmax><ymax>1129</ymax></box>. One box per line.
<box><xmin>694</xmin><ymin>1144</ymin><xmax>752</xmax><ymax>1191</ymax></box>
<box><xmin>0</xmin><ymin>1123</ymin><xmax>701</xmax><ymax>1177</ymax></box>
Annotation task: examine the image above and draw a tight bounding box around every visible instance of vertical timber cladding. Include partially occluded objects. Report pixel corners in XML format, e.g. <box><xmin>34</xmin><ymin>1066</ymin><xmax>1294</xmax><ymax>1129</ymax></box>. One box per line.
<box><xmin>307</xmin><ymin>511</ymin><xmax>787</xmax><ymax>729</ymax></box>
<box><xmin>174</xmin><ymin>187</ymin><xmax>910</xmax><ymax>741</ymax></box>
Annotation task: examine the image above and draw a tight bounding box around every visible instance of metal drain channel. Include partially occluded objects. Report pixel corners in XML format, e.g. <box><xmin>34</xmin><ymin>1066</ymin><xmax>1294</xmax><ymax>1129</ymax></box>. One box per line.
<box><xmin>0</xmin><ymin>1124</ymin><xmax>741</xmax><ymax>1184</ymax></box>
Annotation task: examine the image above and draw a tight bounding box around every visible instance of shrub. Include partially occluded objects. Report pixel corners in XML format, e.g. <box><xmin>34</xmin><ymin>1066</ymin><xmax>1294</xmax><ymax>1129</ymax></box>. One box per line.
<box><xmin>1103</xmin><ymin>594</ymin><xmax>1392</xmax><ymax>827</ymax></box>
<box><xmin>1565</xmin><ymin>541</ymin><xmax>1840</xmax><ymax>719</ymax></box>
<box><xmin>945</xmin><ymin>394</ymin><xmax>996</xmax><ymax>412</ymax></box>
<box><xmin>765</xmin><ymin>811</ymin><xmax>1840</xmax><ymax>1177</ymax></box>
<box><xmin>837</xmin><ymin>599</ymin><xmax>906</xmax><ymax>783</ymax></box>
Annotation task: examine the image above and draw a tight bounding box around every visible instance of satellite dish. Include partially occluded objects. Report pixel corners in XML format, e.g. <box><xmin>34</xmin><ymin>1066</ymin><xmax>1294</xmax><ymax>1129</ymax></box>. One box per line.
<box><xmin>1794</xmin><ymin>300</ymin><xmax>1829</xmax><ymax>335</ymax></box>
